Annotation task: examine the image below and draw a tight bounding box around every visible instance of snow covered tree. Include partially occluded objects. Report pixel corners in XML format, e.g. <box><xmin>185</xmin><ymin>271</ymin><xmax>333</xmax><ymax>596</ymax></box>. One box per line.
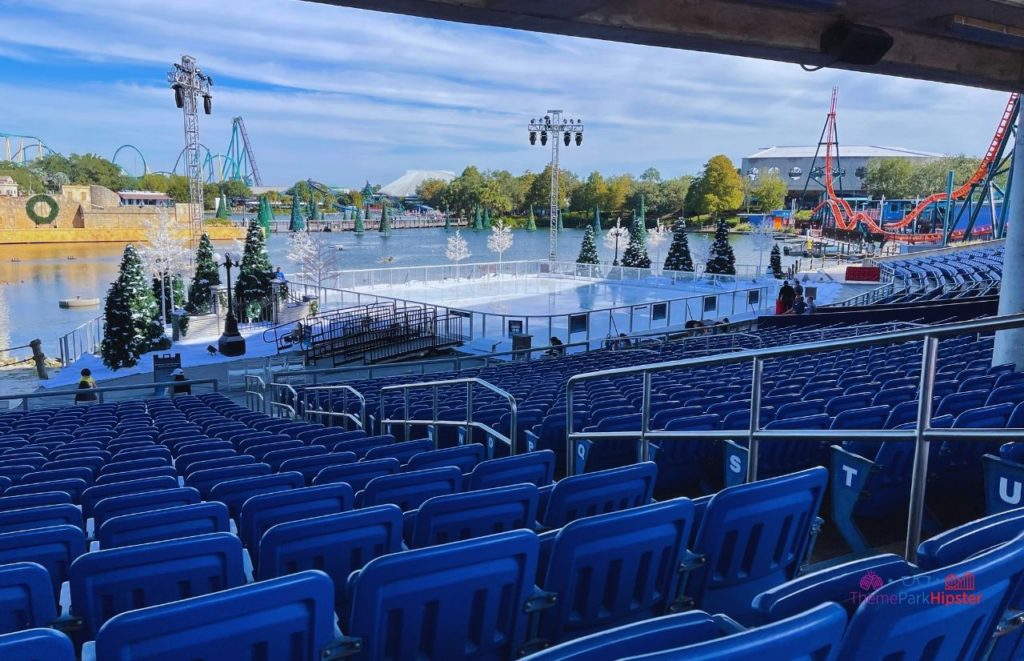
<box><xmin>770</xmin><ymin>243</ymin><xmax>784</xmax><ymax>279</ymax></box>
<box><xmin>288</xmin><ymin>231</ymin><xmax>339</xmax><ymax>288</ymax></box>
<box><xmin>289</xmin><ymin>195</ymin><xmax>305</xmax><ymax>231</ymax></box>
<box><xmin>576</xmin><ymin>226</ymin><xmax>599</xmax><ymax>265</ymax></box>
<box><xmin>705</xmin><ymin>217</ymin><xmax>736</xmax><ymax>275</ymax></box>
<box><xmin>379</xmin><ymin>204</ymin><xmax>391</xmax><ymax>235</ymax></box>
<box><xmin>664</xmin><ymin>222</ymin><xmax>694</xmax><ymax>272</ymax></box>
<box><xmin>354</xmin><ymin>207</ymin><xmax>365</xmax><ymax>233</ymax></box>
<box><xmin>187</xmin><ymin>233</ymin><xmax>220</xmax><ymax>313</ymax></box>
<box><xmin>604</xmin><ymin>218</ymin><xmax>628</xmax><ymax>266</ymax></box>
<box><xmin>101</xmin><ymin>244</ymin><xmax>165</xmax><ymax>369</ymax></box>
<box><xmin>527</xmin><ymin>206</ymin><xmax>537</xmax><ymax>231</ymax></box>
<box><xmin>487</xmin><ymin>218</ymin><xmax>513</xmax><ymax>266</ymax></box>
<box><xmin>236</xmin><ymin>220</ymin><xmax>274</xmax><ymax>319</ymax></box>
<box><xmin>620</xmin><ymin>214</ymin><xmax>651</xmax><ymax>268</ymax></box>
<box><xmin>446</xmin><ymin>230</ymin><xmax>471</xmax><ymax>279</ymax></box>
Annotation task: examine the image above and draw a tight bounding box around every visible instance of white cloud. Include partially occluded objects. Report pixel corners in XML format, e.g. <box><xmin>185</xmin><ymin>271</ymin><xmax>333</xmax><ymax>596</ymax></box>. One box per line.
<box><xmin>0</xmin><ymin>0</ymin><xmax>1010</xmax><ymax>185</ymax></box>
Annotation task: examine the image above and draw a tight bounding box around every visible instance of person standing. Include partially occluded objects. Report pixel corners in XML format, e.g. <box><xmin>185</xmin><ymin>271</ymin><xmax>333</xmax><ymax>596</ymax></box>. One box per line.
<box><xmin>778</xmin><ymin>280</ymin><xmax>796</xmax><ymax>313</ymax></box>
<box><xmin>171</xmin><ymin>368</ymin><xmax>191</xmax><ymax>395</ymax></box>
<box><xmin>806</xmin><ymin>294</ymin><xmax>817</xmax><ymax>314</ymax></box>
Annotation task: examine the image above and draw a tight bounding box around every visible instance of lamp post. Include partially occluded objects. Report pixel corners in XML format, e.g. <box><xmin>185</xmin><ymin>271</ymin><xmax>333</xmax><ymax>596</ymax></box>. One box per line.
<box><xmin>528</xmin><ymin>111</ymin><xmax>584</xmax><ymax>261</ymax></box>
<box><xmin>215</xmin><ymin>252</ymin><xmax>246</xmax><ymax>356</ymax></box>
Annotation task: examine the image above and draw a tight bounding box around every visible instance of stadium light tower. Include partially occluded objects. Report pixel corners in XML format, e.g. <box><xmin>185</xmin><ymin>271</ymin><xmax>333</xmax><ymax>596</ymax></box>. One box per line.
<box><xmin>528</xmin><ymin>111</ymin><xmax>584</xmax><ymax>261</ymax></box>
<box><xmin>167</xmin><ymin>54</ymin><xmax>213</xmax><ymax>252</ymax></box>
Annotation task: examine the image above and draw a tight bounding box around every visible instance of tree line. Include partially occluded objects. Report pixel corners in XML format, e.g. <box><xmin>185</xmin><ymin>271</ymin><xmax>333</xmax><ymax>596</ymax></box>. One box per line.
<box><xmin>859</xmin><ymin>155</ymin><xmax>986</xmax><ymax>199</ymax></box>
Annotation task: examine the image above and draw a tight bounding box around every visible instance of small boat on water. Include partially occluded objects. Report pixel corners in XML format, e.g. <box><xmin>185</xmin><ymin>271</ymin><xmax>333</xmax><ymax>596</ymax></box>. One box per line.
<box><xmin>59</xmin><ymin>296</ymin><xmax>100</xmax><ymax>309</ymax></box>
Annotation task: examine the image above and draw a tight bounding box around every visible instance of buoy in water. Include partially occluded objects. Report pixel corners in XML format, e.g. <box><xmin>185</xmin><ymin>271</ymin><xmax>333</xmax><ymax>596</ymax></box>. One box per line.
<box><xmin>59</xmin><ymin>296</ymin><xmax>100</xmax><ymax>309</ymax></box>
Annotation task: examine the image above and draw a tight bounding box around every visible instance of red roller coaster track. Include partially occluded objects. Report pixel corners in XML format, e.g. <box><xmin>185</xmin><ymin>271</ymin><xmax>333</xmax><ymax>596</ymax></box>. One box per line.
<box><xmin>815</xmin><ymin>89</ymin><xmax>1017</xmax><ymax>242</ymax></box>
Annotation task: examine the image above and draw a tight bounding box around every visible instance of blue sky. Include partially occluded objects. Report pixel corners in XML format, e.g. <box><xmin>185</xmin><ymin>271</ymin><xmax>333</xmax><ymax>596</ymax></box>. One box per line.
<box><xmin>0</xmin><ymin>0</ymin><xmax>1009</xmax><ymax>187</ymax></box>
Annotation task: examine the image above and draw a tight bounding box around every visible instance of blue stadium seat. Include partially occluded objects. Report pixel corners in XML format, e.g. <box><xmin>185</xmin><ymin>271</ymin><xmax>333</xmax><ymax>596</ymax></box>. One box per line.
<box><xmin>466</xmin><ymin>450</ymin><xmax>555</xmax><ymax>491</ymax></box>
<box><xmin>0</xmin><ymin>562</ymin><xmax>56</xmax><ymax>635</ymax></box>
<box><xmin>540</xmin><ymin>462</ymin><xmax>656</xmax><ymax>529</ymax></box>
<box><xmin>69</xmin><ymin>532</ymin><xmax>245</xmax><ymax>639</ymax></box>
<box><xmin>405</xmin><ymin>444</ymin><xmax>484</xmax><ymax>473</ymax></box>
<box><xmin>257</xmin><ymin>505</ymin><xmax>403</xmax><ymax>622</ymax></box>
<box><xmin>238</xmin><ymin>484</ymin><xmax>353</xmax><ymax>562</ymax></box>
<box><xmin>185</xmin><ymin>463</ymin><xmax>272</xmax><ymax>498</ymax></box>
<box><xmin>0</xmin><ymin>628</ymin><xmax>75</xmax><ymax>660</ymax></box>
<box><xmin>90</xmin><ymin>571</ymin><xmax>335</xmax><ymax>660</ymax></box>
<box><xmin>80</xmin><ymin>476</ymin><xmax>178</xmax><ymax>519</ymax></box>
<box><xmin>356</xmin><ymin>466</ymin><xmax>462</xmax><ymax>510</ymax></box>
<box><xmin>0</xmin><ymin>504</ymin><xmax>83</xmax><ymax>534</ymax></box>
<box><xmin>0</xmin><ymin>491</ymin><xmax>71</xmax><ymax>514</ymax></box>
<box><xmin>5</xmin><ymin>478</ymin><xmax>89</xmax><ymax>504</ymax></box>
<box><xmin>99</xmin><ymin>457</ymin><xmax>168</xmax><ymax>476</ymax></box>
<box><xmin>523</xmin><ymin>605</ymin><xmax>845</xmax><ymax>661</ymax></box>
<box><xmin>313</xmin><ymin>457</ymin><xmax>401</xmax><ymax>492</ymax></box>
<box><xmin>331</xmin><ymin>434</ymin><xmax>396</xmax><ymax>457</ymax></box>
<box><xmin>279</xmin><ymin>451</ymin><xmax>357</xmax><ymax>484</ymax></box>
<box><xmin>94</xmin><ymin>465</ymin><xmax>177</xmax><ymax>485</ymax></box>
<box><xmin>342</xmin><ymin>530</ymin><xmax>537</xmax><ymax>660</ymax></box>
<box><xmin>656</xmin><ymin>414</ymin><xmax>721</xmax><ymax>494</ymax></box>
<box><xmin>262</xmin><ymin>445</ymin><xmax>328</xmax><ymax>471</ymax></box>
<box><xmin>20</xmin><ymin>467</ymin><xmax>94</xmax><ymax>487</ymax></box>
<box><xmin>0</xmin><ymin>525</ymin><xmax>84</xmax><ymax>600</ymax></box>
<box><xmin>91</xmin><ymin>487</ymin><xmax>200</xmax><ymax>531</ymax></box>
<box><xmin>410</xmin><ymin>484</ymin><xmax>538</xmax><ymax>548</ymax></box>
<box><xmin>363</xmin><ymin>438</ymin><xmax>434</xmax><ymax>465</ymax></box>
<box><xmin>536</xmin><ymin>498</ymin><xmax>695</xmax><ymax>645</ymax></box>
<box><xmin>683</xmin><ymin>467</ymin><xmax>827</xmax><ymax>624</ymax></box>
<box><xmin>208</xmin><ymin>471</ymin><xmax>305</xmax><ymax>518</ymax></box>
<box><xmin>96</xmin><ymin>502</ymin><xmax>230</xmax><ymax>549</ymax></box>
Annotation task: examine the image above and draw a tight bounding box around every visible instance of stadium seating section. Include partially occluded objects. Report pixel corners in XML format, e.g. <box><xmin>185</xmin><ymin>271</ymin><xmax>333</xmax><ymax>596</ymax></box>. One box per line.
<box><xmin>0</xmin><ymin>242</ymin><xmax>1022</xmax><ymax>659</ymax></box>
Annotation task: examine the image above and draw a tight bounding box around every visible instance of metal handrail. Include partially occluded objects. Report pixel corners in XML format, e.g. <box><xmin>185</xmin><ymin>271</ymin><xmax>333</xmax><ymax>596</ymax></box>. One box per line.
<box><xmin>788</xmin><ymin>321</ymin><xmax>922</xmax><ymax>344</ymax></box>
<box><xmin>380</xmin><ymin>377</ymin><xmax>518</xmax><ymax>455</ymax></box>
<box><xmin>566</xmin><ymin>311</ymin><xmax>1024</xmax><ymax>563</ymax></box>
<box><xmin>244</xmin><ymin>375</ymin><xmax>266</xmax><ymax>414</ymax></box>
<box><xmin>0</xmin><ymin>378</ymin><xmax>220</xmax><ymax>411</ymax></box>
<box><xmin>267</xmin><ymin>382</ymin><xmax>299</xmax><ymax>419</ymax></box>
<box><xmin>300</xmin><ymin>384</ymin><xmax>366</xmax><ymax>430</ymax></box>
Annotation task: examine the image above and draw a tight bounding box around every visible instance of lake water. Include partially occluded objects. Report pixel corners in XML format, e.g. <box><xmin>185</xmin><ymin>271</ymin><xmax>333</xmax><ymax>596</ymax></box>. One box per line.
<box><xmin>0</xmin><ymin>223</ymin><xmax>804</xmax><ymax>353</ymax></box>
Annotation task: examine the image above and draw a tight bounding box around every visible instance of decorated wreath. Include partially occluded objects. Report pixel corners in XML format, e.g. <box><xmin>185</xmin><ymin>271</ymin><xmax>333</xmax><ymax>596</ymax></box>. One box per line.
<box><xmin>26</xmin><ymin>194</ymin><xmax>59</xmax><ymax>225</ymax></box>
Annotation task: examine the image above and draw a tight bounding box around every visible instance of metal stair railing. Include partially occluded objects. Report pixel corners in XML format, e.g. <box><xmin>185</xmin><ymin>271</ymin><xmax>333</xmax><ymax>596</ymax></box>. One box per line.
<box><xmin>244</xmin><ymin>375</ymin><xmax>266</xmax><ymax>414</ymax></box>
<box><xmin>380</xmin><ymin>377</ymin><xmax>517</xmax><ymax>455</ymax></box>
<box><xmin>300</xmin><ymin>384</ymin><xmax>366</xmax><ymax>430</ymax></box>
<box><xmin>566</xmin><ymin>312</ymin><xmax>1024</xmax><ymax>563</ymax></box>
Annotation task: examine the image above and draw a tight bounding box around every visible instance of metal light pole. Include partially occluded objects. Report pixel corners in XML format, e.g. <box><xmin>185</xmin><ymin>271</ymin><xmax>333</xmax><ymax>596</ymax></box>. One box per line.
<box><xmin>529</xmin><ymin>111</ymin><xmax>584</xmax><ymax>261</ymax></box>
<box><xmin>168</xmin><ymin>55</ymin><xmax>213</xmax><ymax>253</ymax></box>
<box><xmin>216</xmin><ymin>252</ymin><xmax>246</xmax><ymax>356</ymax></box>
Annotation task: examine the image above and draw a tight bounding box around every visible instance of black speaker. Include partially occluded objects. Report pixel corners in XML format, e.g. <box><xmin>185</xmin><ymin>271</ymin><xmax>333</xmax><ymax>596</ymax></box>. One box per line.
<box><xmin>820</xmin><ymin>20</ymin><xmax>893</xmax><ymax>65</ymax></box>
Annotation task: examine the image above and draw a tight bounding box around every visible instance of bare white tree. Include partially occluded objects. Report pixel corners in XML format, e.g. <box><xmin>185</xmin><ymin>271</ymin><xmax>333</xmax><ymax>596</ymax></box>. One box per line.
<box><xmin>486</xmin><ymin>218</ymin><xmax>514</xmax><ymax>268</ymax></box>
<box><xmin>646</xmin><ymin>221</ymin><xmax>669</xmax><ymax>272</ymax></box>
<box><xmin>446</xmin><ymin>230</ymin><xmax>471</xmax><ymax>280</ymax></box>
<box><xmin>287</xmin><ymin>231</ymin><xmax>340</xmax><ymax>289</ymax></box>
<box><xmin>750</xmin><ymin>220</ymin><xmax>775</xmax><ymax>278</ymax></box>
<box><xmin>690</xmin><ymin>235</ymin><xmax>711</xmax><ymax>277</ymax></box>
<box><xmin>603</xmin><ymin>217</ymin><xmax>629</xmax><ymax>266</ymax></box>
<box><xmin>139</xmin><ymin>209</ymin><xmax>191</xmax><ymax>324</ymax></box>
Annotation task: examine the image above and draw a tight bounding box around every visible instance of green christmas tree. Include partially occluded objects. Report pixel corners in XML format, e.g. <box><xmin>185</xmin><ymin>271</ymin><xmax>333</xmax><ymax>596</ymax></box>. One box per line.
<box><xmin>663</xmin><ymin>221</ymin><xmax>694</xmax><ymax>272</ymax></box>
<box><xmin>100</xmin><ymin>244</ymin><xmax>165</xmax><ymax>369</ymax></box>
<box><xmin>443</xmin><ymin>207</ymin><xmax>452</xmax><ymax>230</ymax></box>
<box><xmin>289</xmin><ymin>194</ymin><xmax>305</xmax><ymax>231</ymax></box>
<box><xmin>354</xmin><ymin>207</ymin><xmax>365</xmax><ymax>233</ymax></box>
<box><xmin>482</xmin><ymin>207</ymin><xmax>491</xmax><ymax>229</ymax></box>
<box><xmin>473</xmin><ymin>207</ymin><xmax>484</xmax><ymax>230</ymax></box>
<box><xmin>216</xmin><ymin>193</ymin><xmax>229</xmax><ymax>219</ymax></box>
<box><xmin>257</xmin><ymin>196</ymin><xmax>273</xmax><ymax>235</ymax></box>
<box><xmin>187</xmin><ymin>233</ymin><xmax>221</xmax><ymax>313</ymax></box>
<box><xmin>379</xmin><ymin>204</ymin><xmax>392</xmax><ymax>235</ymax></box>
<box><xmin>527</xmin><ymin>206</ymin><xmax>537</xmax><ymax>231</ymax></box>
<box><xmin>592</xmin><ymin>205</ymin><xmax>602</xmax><ymax>234</ymax></box>
<box><xmin>557</xmin><ymin>208</ymin><xmax>564</xmax><ymax>231</ymax></box>
<box><xmin>236</xmin><ymin>220</ymin><xmax>274</xmax><ymax>318</ymax></box>
<box><xmin>705</xmin><ymin>217</ymin><xmax>737</xmax><ymax>275</ymax></box>
<box><xmin>770</xmin><ymin>243</ymin><xmax>784</xmax><ymax>279</ymax></box>
<box><xmin>620</xmin><ymin>214</ymin><xmax>651</xmax><ymax>268</ymax></box>
<box><xmin>576</xmin><ymin>226</ymin><xmax>600</xmax><ymax>265</ymax></box>
<box><xmin>307</xmin><ymin>194</ymin><xmax>318</xmax><ymax>221</ymax></box>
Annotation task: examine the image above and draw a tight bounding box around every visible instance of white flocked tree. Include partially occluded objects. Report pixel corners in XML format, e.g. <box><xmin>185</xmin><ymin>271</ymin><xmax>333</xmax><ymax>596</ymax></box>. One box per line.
<box><xmin>446</xmin><ymin>230</ymin><xmax>471</xmax><ymax>280</ymax></box>
<box><xmin>139</xmin><ymin>209</ymin><xmax>191</xmax><ymax>325</ymax></box>
<box><xmin>287</xmin><ymin>231</ymin><xmax>340</xmax><ymax>289</ymax></box>
<box><xmin>486</xmin><ymin>218</ymin><xmax>514</xmax><ymax>269</ymax></box>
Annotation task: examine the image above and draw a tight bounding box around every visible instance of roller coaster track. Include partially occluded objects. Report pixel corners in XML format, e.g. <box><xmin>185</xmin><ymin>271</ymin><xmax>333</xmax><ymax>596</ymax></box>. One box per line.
<box><xmin>817</xmin><ymin>89</ymin><xmax>1017</xmax><ymax>242</ymax></box>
